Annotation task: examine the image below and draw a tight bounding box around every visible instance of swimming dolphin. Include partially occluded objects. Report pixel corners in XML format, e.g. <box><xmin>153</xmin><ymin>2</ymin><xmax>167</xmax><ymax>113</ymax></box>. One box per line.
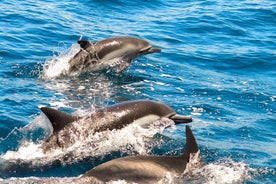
<box><xmin>41</xmin><ymin>100</ymin><xmax>192</xmax><ymax>152</ymax></box>
<box><xmin>81</xmin><ymin>125</ymin><xmax>199</xmax><ymax>183</ymax></box>
<box><xmin>68</xmin><ymin>36</ymin><xmax>161</xmax><ymax>74</ymax></box>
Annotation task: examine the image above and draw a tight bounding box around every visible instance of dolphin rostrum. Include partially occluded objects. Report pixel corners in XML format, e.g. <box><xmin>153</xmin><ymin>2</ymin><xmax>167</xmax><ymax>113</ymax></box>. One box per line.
<box><xmin>40</xmin><ymin>100</ymin><xmax>192</xmax><ymax>152</ymax></box>
<box><xmin>81</xmin><ymin>125</ymin><xmax>199</xmax><ymax>183</ymax></box>
<box><xmin>68</xmin><ymin>36</ymin><xmax>161</xmax><ymax>74</ymax></box>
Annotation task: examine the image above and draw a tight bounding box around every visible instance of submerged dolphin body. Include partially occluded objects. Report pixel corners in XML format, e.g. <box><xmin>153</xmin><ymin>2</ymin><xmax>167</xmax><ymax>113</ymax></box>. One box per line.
<box><xmin>81</xmin><ymin>125</ymin><xmax>199</xmax><ymax>183</ymax></box>
<box><xmin>41</xmin><ymin>100</ymin><xmax>192</xmax><ymax>152</ymax></box>
<box><xmin>68</xmin><ymin>36</ymin><xmax>161</xmax><ymax>74</ymax></box>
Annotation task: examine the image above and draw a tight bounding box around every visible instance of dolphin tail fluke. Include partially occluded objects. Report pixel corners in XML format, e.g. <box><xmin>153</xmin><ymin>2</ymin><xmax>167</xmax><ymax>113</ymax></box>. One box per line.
<box><xmin>41</xmin><ymin>107</ymin><xmax>79</xmax><ymax>133</ymax></box>
<box><xmin>170</xmin><ymin>114</ymin><xmax>192</xmax><ymax>124</ymax></box>
<box><xmin>180</xmin><ymin>125</ymin><xmax>199</xmax><ymax>159</ymax></box>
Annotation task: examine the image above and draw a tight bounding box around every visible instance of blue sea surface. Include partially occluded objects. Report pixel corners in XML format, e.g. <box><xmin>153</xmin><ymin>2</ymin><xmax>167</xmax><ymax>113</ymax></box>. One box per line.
<box><xmin>0</xmin><ymin>0</ymin><xmax>275</xmax><ymax>183</ymax></box>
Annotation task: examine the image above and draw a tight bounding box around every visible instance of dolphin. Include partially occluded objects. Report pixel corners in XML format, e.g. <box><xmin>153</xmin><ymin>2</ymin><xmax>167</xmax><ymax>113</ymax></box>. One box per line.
<box><xmin>40</xmin><ymin>100</ymin><xmax>192</xmax><ymax>152</ymax></box>
<box><xmin>68</xmin><ymin>36</ymin><xmax>161</xmax><ymax>74</ymax></box>
<box><xmin>81</xmin><ymin>125</ymin><xmax>199</xmax><ymax>183</ymax></box>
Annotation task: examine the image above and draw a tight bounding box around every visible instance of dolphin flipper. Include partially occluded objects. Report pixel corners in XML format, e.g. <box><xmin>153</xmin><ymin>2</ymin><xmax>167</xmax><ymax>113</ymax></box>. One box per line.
<box><xmin>116</xmin><ymin>60</ymin><xmax>131</xmax><ymax>73</ymax></box>
<box><xmin>40</xmin><ymin>107</ymin><xmax>80</xmax><ymax>133</ymax></box>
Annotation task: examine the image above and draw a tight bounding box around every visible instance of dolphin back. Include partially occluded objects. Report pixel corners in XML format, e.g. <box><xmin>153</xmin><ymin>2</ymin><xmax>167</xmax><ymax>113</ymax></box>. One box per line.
<box><xmin>180</xmin><ymin>125</ymin><xmax>199</xmax><ymax>159</ymax></box>
<box><xmin>81</xmin><ymin>125</ymin><xmax>200</xmax><ymax>183</ymax></box>
<box><xmin>40</xmin><ymin>107</ymin><xmax>79</xmax><ymax>133</ymax></box>
<box><xmin>78</xmin><ymin>40</ymin><xmax>93</xmax><ymax>50</ymax></box>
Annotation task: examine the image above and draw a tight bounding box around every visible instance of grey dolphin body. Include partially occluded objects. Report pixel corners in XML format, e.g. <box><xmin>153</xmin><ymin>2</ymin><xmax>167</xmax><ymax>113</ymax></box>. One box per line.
<box><xmin>68</xmin><ymin>36</ymin><xmax>161</xmax><ymax>74</ymax></box>
<box><xmin>41</xmin><ymin>100</ymin><xmax>192</xmax><ymax>152</ymax></box>
<box><xmin>81</xmin><ymin>125</ymin><xmax>199</xmax><ymax>184</ymax></box>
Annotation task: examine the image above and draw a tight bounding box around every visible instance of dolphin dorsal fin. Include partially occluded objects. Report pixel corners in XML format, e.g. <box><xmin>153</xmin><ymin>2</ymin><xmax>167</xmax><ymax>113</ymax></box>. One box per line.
<box><xmin>40</xmin><ymin>107</ymin><xmax>79</xmax><ymax>133</ymax></box>
<box><xmin>77</xmin><ymin>40</ymin><xmax>92</xmax><ymax>50</ymax></box>
<box><xmin>180</xmin><ymin>125</ymin><xmax>199</xmax><ymax>159</ymax></box>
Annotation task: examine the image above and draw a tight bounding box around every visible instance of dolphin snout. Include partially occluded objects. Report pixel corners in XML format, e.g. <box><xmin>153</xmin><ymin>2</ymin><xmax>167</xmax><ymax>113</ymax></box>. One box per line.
<box><xmin>140</xmin><ymin>47</ymin><xmax>161</xmax><ymax>55</ymax></box>
<box><xmin>169</xmin><ymin>114</ymin><xmax>192</xmax><ymax>124</ymax></box>
<box><xmin>148</xmin><ymin>47</ymin><xmax>161</xmax><ymax>53</ymax></box>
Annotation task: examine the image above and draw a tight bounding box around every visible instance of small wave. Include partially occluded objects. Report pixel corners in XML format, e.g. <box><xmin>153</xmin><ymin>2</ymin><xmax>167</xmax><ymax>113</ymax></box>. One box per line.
<box><xmin>0</xmin><ymin>113</ymin><xmax>53</xmax><ymax>154</ymax></box>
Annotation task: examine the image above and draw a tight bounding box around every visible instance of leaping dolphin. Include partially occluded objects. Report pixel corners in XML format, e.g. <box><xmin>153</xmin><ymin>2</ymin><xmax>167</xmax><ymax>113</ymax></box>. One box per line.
<box><xmin>41</xmin><ymin>100</ymin><xmax>192</xmax><ymax>152</ymax></box>
<box><xmin>81</xmin><ymin>125</ymin><xmax>199</xmax><ymax>183</ymax></box>
<box><xmin>68</xmin><ymin>36</ymin><xmax>161</xmax><ymax>74</ymax></box>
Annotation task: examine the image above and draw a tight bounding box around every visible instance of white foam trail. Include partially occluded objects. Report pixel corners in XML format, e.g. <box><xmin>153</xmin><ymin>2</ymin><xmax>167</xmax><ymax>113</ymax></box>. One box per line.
<box><xmin>41</xmin><ymin>43</ymin><xmax>80</xmax><ymax>79</ymax></box>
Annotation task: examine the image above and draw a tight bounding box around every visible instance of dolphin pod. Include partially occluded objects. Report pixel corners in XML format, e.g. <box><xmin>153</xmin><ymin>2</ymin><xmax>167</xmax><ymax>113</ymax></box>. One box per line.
<box><xmin>81</xmin><ymin>125</ymin><xmax>199</xmax><ymax>183</ymax></box>
<box><xmin>1</xmin><ymin>36</ymin><xmax>202</xmax><ymax>182</ymax></box>
<box><xmin>68</xmin><ymin>36</ymin><xmax>161</xmax><ymax>74</ymax></box>
<box><xmin>40</xmin><ymin>100</ymin><xmax>192</xmax><ymax>152</ymax></box>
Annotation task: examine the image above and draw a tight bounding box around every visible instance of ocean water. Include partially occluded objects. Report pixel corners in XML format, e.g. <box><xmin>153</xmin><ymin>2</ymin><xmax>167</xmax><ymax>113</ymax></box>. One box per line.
<box><xmin>0</xmin><ymin>0</ymin><xmax>275</xmax><ymax>183</ymax></box>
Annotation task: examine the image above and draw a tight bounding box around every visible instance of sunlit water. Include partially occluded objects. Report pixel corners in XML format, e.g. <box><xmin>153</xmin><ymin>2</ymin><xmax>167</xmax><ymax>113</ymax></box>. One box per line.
<box><xmin>0</xmin><ymin>0</ymin><xmax>275</xmax><ymax>183</ymax></box>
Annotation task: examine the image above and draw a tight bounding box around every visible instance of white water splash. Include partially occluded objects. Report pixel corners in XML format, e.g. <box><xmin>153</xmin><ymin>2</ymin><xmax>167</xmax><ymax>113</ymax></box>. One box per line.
<box><xmin>0</xmin><ymin>176</ymin><xmax>98</xmax><ymax>184</ymax></box>
<box><xmin>0</xmin><ymin>113</ymin><xmax>54</xmax><ymax>160</ymax></box>
<box><xmin>48</xmin><ymin>117</ymin><xmax>176</xmax><ymax>166</ymax></box>
<box><xmin>0</xmin><ymin>141</ymin><xmax>256</xmax><ymax>184</ymax></box>
<box><xmin>0</xmin><ymin>113</ymin><xmax>53</xmax><ymax>160</ymax></box>
<box><xmin>0</xmin><ymin>160</ymin><xmax>257</xmax><ymax>184</ymax></box>
<box><xmin>0</xmin><ymin>115</ymin><xmax>255</xmax><ymax>184</ymax></box>
<box><xmin>40</xmin><ymin>41</ymin><xmax>129</xmax><ymax>79</ymax></box>
<box><xmin>41</xmin><ymin>43</ymin><xmax>80</xmax><ymax>79</ymax></box>
<box><xmin>202</xmin><ymin>162</ymin><xmax>253</xmax><ymax>184</ymax></box>
<box><xmin>1</xmin><ymin>142</ymin><xmax>44</xmax><ymax>160</ymax></box>
<box><xmin>178</xmin><ymin>158</ymin><xmax>254</xmax><ymax>184</ymax></box>
<box><xmin>0</xmin><ymin>116</ymin><xmax>176</xmax><ymax>175</ymax></box>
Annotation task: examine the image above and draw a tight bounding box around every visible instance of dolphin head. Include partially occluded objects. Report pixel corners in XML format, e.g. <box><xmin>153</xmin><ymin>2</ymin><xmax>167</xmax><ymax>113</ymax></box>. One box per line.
<box><xmin>142</xmin><ymin>100</ymin><xmax>192</xmax><ymax>124</ymax></box>
<box><xmin>151</xmin><ymin>101</ymin><xmax>192</xmax><ymax>124</ymax></box>
<box><xmin>109</xmin><ymin>100</ymin><xmax>192</xmax><ymax>127</ymax></box>
<box><xmin>95</xmin><ymin>36</ymin><xmax>161</xmax><ymax>59</ymax></box>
